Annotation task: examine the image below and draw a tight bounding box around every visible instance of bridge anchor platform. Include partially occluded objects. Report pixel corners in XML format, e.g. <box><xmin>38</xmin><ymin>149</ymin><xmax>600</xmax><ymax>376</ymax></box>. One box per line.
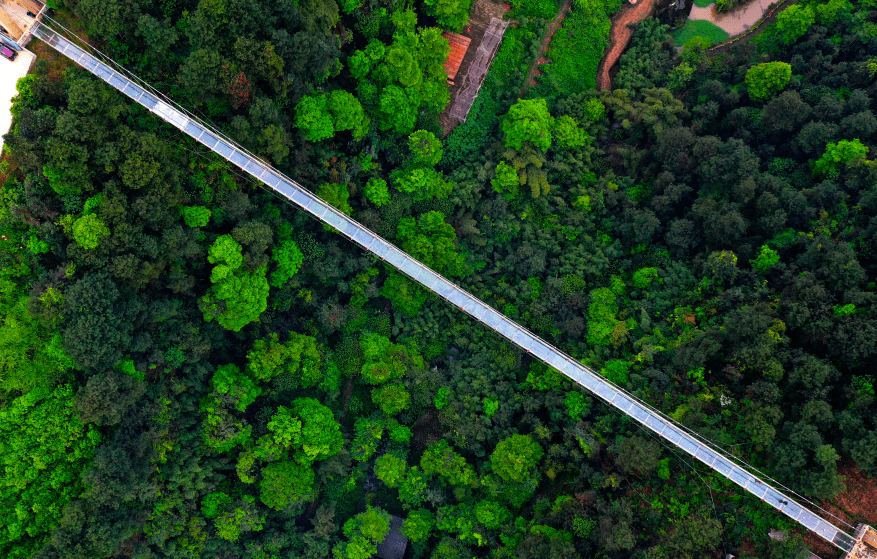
<box><xmin>846</xmin><ymin>525</ymin><xmax>877</xmax><ymax>559</ymax></box>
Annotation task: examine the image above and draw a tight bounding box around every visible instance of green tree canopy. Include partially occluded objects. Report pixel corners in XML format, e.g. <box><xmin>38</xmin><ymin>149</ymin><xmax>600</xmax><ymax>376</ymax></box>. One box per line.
<box><xmin>363</xmin><ymin>177</ymin><xmax>391</xmax><ymax>207</ymax></box>
<box><xmin>372</xmin><ymin>382</ymin><xmax>411</xmax><ymax>415</ymax></box>
<box><xmin>490</xmin><ymin>434</ymin><xmax>543</xmax><ymax>483</ymax></box>
<box><xmin>408</xmin><ymin>129</ymin><xmax>444</xmax><ymax>167</ymax></box>
<box><xmin>290</xmin><ymin>397</ymin><xmax>343</xmax><ymax>462</ymax></box>
<box><xmin>502</xmin><ymin>98</ymin><xmax>555</xmax><ymax>152</ymax></box>
<box><xmin>745</xmin><ymin>62</ymin><xmax>792</xmax><ymax>102</ymax></box>
<box><xmin>259</xmin><ymin>460</ymin><xmax>315</xmax><ymax>510</ymax></box>
<box><xmin>813</xmin><ymin>139</ymin><xmax>868</xmax><ymax>178</ymax></box>
<box><xmin>775</xmin><ymin>4</ymin><xmax>815</xmax><ymax>45</ymax></box>
<box><xmin>374</xmin><ymin>453</ymin><xmax>407</xmax><ymax>488</ymax></box>
<box><xmin>421</xmin><ymin>440</ymin><xmax>475</xmax><ymax>486</ymax></box>
<box><xmin>0</xmin><ymin>385</ymin><xmax>101</xmax><ymax>558</ymax></box>
<box><xmin>396</xmin><ymin>211</ymin><xmax>464</xmax><ymax>275</ymax></box>
<box><xmin>71</xmin><ymin>213</ymin><xmax>110</xmax><ymax>250</ymax></box>
<box><xmin>269</xmin><ymin>239</ymin><xmax>304</xmax><ymax>287</ymax></box>
<box><xmin>247</xmin><ymin>331</ymin><xmax>322</xmax><ymax>386</ymax></box>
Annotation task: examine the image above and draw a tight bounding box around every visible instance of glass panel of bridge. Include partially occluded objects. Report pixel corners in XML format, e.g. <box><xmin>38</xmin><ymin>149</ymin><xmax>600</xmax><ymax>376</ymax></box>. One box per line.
<box><xmin>109</xmin><ymin>74</ymin><xmax>127</xmax><ymax>89</ymax></box>
<box><xmin>679</xmin><ymin>438</ymin><xmax>699</xmax><ymax>455</ymax></box>
<box><xmin>322</xmin><ymin>211</ymin><xmax>344</xmax><ymax>230</ymax></box>
<box><xmin>482</xmin><ymin>312</ymin><xmax>501</xmax><ymax>330</ymax></box>
<box><xmin>289</xmin><ymin>188</ymin><xmax>311</xmax><ymax>207</ymax></box>
<box><xmin>446</xmin><ymin>288</ymin><xmax>465</xmax><ymax>307</ymax></box>
<box><xmin>460</xmin><ymin>298</ymin><xmax>478</xmax><ymax>315</ymax></box>
<box><xmin>471</xmin><ymin>304</ymin><xmax>487</xmax><ymax>321</ymax></box>
<box><xmin>511</xmin><ymin>330</ymin><xmax>531</xmax><ymax>350</ymax></box>
<box><xmin>434</xmin><ymin>281</ymin><xmax>453</xmax><ymax>299</ymax></box>
<box><xmin>262</xmin><ymin>172</ymin><xmax>281</xmax><ymax>188</ymax></box>
<box><xmin>594</xmin><ymin>382</ymin><xmax>615</xmax><ymax>401</ymax></box>
<box><xmin>383</xmin><ymin>249</ymin><xmax>405</xmax><ymax>267</ymax></box>
<box><xmin>630</xmin><ymin>405</ymin><xmax>649</xmax><ymax>423</ymax></box>
<box><xmin>139</xmin><ymin>93</ymin><xmax>158</xmax><ymax>111</ymax></box>
<box><xmin>79</xmin><ymin>56</ymin><xmax>97</xmax><ymax>72</ymax></box>
<box><xmin>352</xmin><ymin>229</ymin><xmax>373</xmax><ymax>248</ymax></box>
<box><xmin>728</xmin><ymin>466</ymin><xmax>749</xmax><ymax>487</ymax></box>
<box><xmin>711</xmin><ymin>457</ymin><xmax>732</xmax><ymax>477</ymax></box>
<box><xmin>214</xmin><ymin>141</ymin><xmax>233</xmax><ymax>158</ymax></box>
<box><xmin>372</xmin><ymin>241</ymin><xmax>390</xmax><ymax>259</ymax></box>
<box><xmin>398</xmin><ymin>258</ymin><xmax>419</xmax><ymax>278</ymax></box>
<box><xmin>230</xmin><ymin>151</ymin><xmax>249</xmax><ymax>168</ymax></box>
<box><xmin>184</xmin><ymin>121</ymin><xmax>203</xmax><ymax>139</ymax></box>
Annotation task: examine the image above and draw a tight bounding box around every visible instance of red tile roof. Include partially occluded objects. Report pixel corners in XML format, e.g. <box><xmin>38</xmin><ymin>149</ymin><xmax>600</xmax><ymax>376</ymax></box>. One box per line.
<box><xmin>442</xmin><ymin>32</ymin><xmax>471</xmax><ymax>81</ymax></box>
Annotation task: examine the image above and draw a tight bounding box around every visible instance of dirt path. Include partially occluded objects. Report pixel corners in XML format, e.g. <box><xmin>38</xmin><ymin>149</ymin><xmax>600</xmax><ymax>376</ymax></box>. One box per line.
<box><xmin>595</xmin><ymin>0</ymin><xmax>663</xmax><ymax>91</ymax></box>
<box><xmin>520</xmin><ymin>0</ymin><xmax>574</xmax><ymax>96</ymax></box>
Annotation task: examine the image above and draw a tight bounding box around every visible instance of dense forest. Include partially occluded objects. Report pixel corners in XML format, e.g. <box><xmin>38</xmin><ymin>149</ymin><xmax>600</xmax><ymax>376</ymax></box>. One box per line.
<box><xmin>1</xmin><ymin>0</ymin><xmax>876</xmax><ymax>556</ymax></box>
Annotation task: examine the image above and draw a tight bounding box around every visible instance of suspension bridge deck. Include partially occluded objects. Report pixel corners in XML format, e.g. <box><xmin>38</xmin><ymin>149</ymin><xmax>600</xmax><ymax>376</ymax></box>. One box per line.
<box><xmin>30</xmin><ymin>21</ymin><xmax>869</xmax><ymax>556</ymax></box>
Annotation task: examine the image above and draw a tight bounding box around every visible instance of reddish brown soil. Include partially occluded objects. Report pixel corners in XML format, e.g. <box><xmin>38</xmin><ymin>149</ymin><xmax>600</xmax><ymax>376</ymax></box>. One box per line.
<box><xmin>595</xmin><ymin>0</ymin><xmax>663</xmax><ymax>90</ymax></box>
<box><xmin>520</xmin><ymin>0</ymin><xmax>573</xmax><ymax>95</ymax></box>
<box><xmin>798</xmin><ymin>462</ymin><xmax>877</xmax><ymax>559</ymax></box>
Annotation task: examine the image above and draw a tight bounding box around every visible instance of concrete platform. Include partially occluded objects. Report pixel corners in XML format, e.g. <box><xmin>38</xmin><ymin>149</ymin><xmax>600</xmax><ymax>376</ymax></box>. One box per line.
<box><xmin>0</xmin><ymin>47</ymin><xmax>35</xmax><ymax>156</ymax></box>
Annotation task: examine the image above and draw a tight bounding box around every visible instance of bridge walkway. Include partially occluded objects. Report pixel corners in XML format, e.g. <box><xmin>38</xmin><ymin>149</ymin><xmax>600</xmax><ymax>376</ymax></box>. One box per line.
<box><xmin>31</xmin><ymin>22</ymin><xmax>856</xmax><ymax>554</ymax></box>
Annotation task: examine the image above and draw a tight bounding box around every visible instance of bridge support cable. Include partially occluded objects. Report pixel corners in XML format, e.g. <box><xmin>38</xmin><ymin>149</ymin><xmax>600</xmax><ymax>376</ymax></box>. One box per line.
<box><xmin>31</xmin><ymin>21</ymin><xmax>860</xmax><ymax>554</ymax></box>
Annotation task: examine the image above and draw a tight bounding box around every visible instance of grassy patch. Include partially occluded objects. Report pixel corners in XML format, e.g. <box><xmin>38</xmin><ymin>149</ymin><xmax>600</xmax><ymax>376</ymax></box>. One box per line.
<box><xmin>442</xmin><ymin>21</ymin><xmax>544</xmax><ymax>168</ymax></box>
<box><xmin>509</xmin><ymin>0</ymin><xmax>564</xmax><ymax>20</ymax></box>
<box><xmin>533</xmin><ymin>0</ymin><xmax>614</xmax><ymax>99</ymax></box>
<box><xmin>671</xmin><ymin>19</ymin><xmax>729</xmax><ymax>46</ymax></box>
<box><xmin>693</xmin><ymin>0</ymin><xmax>714</xmax><ymax>7</ymax></box>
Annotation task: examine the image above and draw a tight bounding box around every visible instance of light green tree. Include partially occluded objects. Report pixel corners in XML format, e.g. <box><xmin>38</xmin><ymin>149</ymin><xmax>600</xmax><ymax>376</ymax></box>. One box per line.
<box><xmin>380</xmin><ymin>272</ymin><xmax>429</xmax><ymax>316</ymax></box>
<box><xmin>247</xmin><ymin>331</ymin><xmax>322</xmax><ymax>385</ymax></box>
<box><xmin>396</xmin><ymin>211</ymin><xmax>464</xmax><ymax>275</ymax></box>
<box><xmin>363</xmin><ymin>177</ymin><xmax>391</xmax><ymax>207</ymax></box>
<box><xmin>474</xmin><ymin>500</ymin><xmax>511</xmax><ymax>529</ymax></box>
<box><xmin>0</xmin><ymin>385</ymin><xmax>102</xmax><ymax>558</ymax></box>
<box><xmin>210</xmin><ymin>363</ymin><xmax>262</xmax><ymax>412</ymax></box>
<box><xmin>408</xmin><ymin>129</ymin><xmax>443</xmax><ymax>166</ymax></box>
<box><xmin>0</xmin><ymin>282</ymin><xmax>73</xmax><ymax>394</ymax></box>
<box><xmin>813</xmin><ymin>139</ymin><xmax>869</xmax><ymax>178</ymax></box>
<box><xmin>259</xmin><ymin>460</ymin><xmax>315</xmax><ymax>510</ymax></box>
<box><xmin>631</xmin><ymin>267</ymin><xmax>659</xmax><ymax>289</ymax></box>
<box><xmin>402</xmin><ymin>509</ymin><xmax>435</xmax><ymax>542</ymax></box>
<box><xmin>775</xmin><ymin>4</ymin><xmax>815</xmax><ymax>45</ymax></box>
<box><xmin>214</xmin><ymin>500</ymin><xmax>265</xmax><ymax>541</ymax></box>
<box><xmin>71</xmin><ymin>213</ymin><xmax>110</xmax><ymax>249</ymax></box>
<box><xmin>378</xmin><ymin>85</ymin><xmax>418</xmax><ymax>135</ymax></box>
<box><xmin>181</xmin><ymin>205</ymin><xmax>211</xmax><ymax>227</ymax></box>
<box><xmin>327</xmin><ymin>90</ymin><xmax>371</xmax><ymax>140</ymax></box>
<box><xmin>334</xmin><ymin>506</ymin><xmax>392</xmax><ymax>559</ymax></box>
<box><xmin>502</xmin><ymin>98</ymin><xmax>555</xmax><ymax>152</ymax></box>
<box><xmin>316</xmin><ymin>183</ymin><xmax>353</xmax><ymax>215</ymax></box>
<box><xmin>491</xmin><ymin>161</ymin><xmax>519</xmax><ymax>198</ymax></box>
<box><xmin>294</xmin><ymin>94</ymin><xmax>335</xmax><ymax>142</ymax></box>
<box><xmin>200</xmin><ymin>268</ymin><xmax>269</xmax><ymax>331</ymax></box>
<box><xmin>393</xmin><ymin>167</ymin><xmax>454</xmax><ymax>201</ymax></box>
<box><xmin>421</xmin><ymin>440</ymin><xmax>475</xmax><ymax>486</ymax></box>
<box><xmin>553</xmin><ymin>115</ymin><xmax>589</xmax><ymax>149</ymax></box>
<box><xmin>374</xmin><ymin>453</ymin><xmax>407</xmax><ymax>488</ymax></box>
<box><xmin>290</xmin><ymin>397</ymin><xmax>343</xmax><ymax>461</ymax></box>
<box><xmin>490</xmin><ymin>434</ymin><xmax>543</xmax><ymax>483</ymax></box>
<box><xmin>586</xmin><ymin>287</ymin><xmax>625</xmax><ymax>347</ymax></box>
<box><xmin>372</xmin><ymin>382</ymin><xmax>411</xmax><ymax>415</ymax></box>
<box><xmin>745</xmin><ymin>62</ymin><xmax>792</xmax><ymax>102</ymax></box>
<box><xmin>750</xmin><ymin>245</ymin><xmax>780</xmax><ymax>274</ymax></box>
<box><xmin>269</xmin><ymin>239</ymin><xmax>304</xmax><ymax>287</ymax></box>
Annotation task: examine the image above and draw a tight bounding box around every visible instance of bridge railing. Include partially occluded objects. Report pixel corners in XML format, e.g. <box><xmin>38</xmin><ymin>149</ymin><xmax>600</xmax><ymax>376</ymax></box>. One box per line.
<box><xmin>31</xmin><ymin>22</ymin><xmax>855</xmax><ymax>553</ymax></box>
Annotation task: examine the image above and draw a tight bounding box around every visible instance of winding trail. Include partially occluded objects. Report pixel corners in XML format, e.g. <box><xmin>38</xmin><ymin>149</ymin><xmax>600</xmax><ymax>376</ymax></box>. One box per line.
<box><xmin>520</xmin><ymin>0</ymin><xmax>573</xmax><ymax>96</ymax></box>
<box><xmin>595</xmin><ymin>0</ymin><xmax>662</xmax><ymax>90</ymax></box>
